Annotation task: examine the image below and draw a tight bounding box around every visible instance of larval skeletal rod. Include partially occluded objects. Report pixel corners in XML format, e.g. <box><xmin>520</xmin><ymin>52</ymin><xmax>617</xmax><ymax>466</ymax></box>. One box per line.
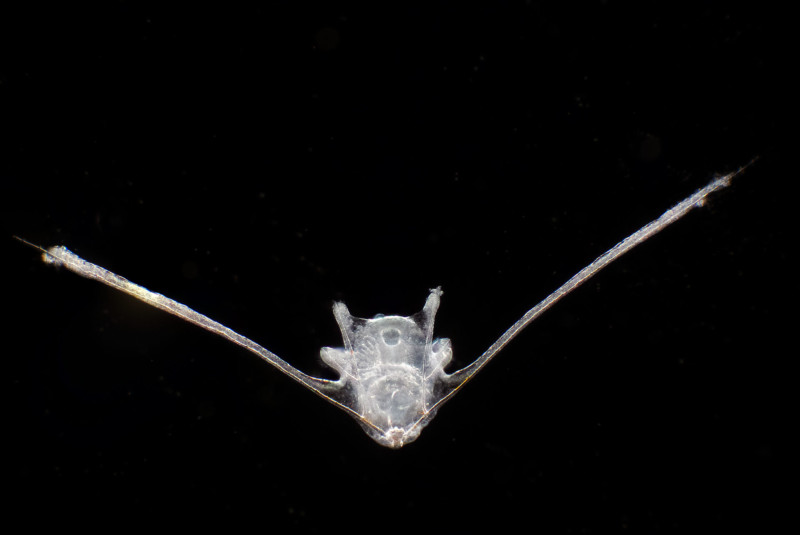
<box><xmin>16</xmin><ymin>163</ymin><xmax>753</xmax><ymax>448</ymax></box>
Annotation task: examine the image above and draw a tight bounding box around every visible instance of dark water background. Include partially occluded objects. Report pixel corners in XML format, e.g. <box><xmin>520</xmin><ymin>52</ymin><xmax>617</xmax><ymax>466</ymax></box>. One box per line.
<box><xmin>2</xmin><ymin>2</ymin><xmax>790</xmax><ymax>531</ymax></box>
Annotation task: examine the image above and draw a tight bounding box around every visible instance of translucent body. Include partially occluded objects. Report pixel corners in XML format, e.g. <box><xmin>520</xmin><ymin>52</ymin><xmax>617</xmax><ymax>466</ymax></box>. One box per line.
<box><xmin>321</xmin><ymin>290</ymin><xmax>452</xmax><ymax>447</ymax></box>
<box><xmin>17</xmin><ymin>162</ymin><xmax>753</xmax><ymax>448</ymax></box>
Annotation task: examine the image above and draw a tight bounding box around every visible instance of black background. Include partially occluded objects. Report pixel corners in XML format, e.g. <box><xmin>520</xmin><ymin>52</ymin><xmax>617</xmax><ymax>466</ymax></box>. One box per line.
<box><xmin>2</xmin><ymin>2</ymin><xmax>792</xmax><ymax>532</ymax></box>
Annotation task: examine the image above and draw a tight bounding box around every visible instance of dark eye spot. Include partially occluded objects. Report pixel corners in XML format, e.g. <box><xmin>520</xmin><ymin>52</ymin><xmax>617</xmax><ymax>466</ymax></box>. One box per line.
<box><xmin>382</xmin><ymin>328</ymin><xmax>401</xmax><ymax>346</ymax></box>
